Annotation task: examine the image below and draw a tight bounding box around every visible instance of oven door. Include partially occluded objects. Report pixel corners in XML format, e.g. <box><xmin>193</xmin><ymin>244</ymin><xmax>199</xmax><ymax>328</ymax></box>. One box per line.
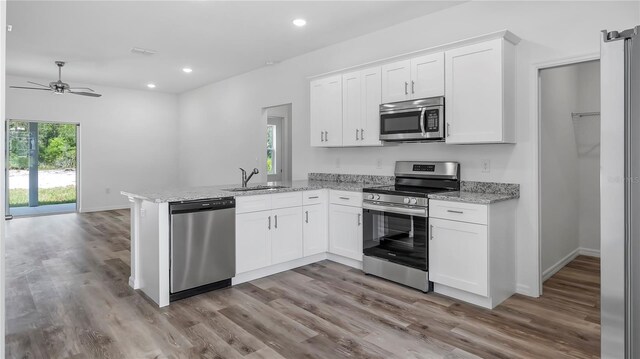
<box><xmin>362</xmin><ymin>203</ymin><xmax>428</xmax><ymax>271</ymax></box>
<box><xmin>379</xmin><ymin>106</ymin><xmax>443</xmax><ymax>141</ymax></box>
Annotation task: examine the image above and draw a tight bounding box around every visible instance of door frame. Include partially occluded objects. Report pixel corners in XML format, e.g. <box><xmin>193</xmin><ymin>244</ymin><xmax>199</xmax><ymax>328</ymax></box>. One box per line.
<box><xmin>532</xmin><ymin>52</ymin><xmax>600</xmax><ymax>296</ymax></box>
<box><xmin>4</xmin><ymin>119</ymin><xmax>81</xmax><ymax>216</ymax></box>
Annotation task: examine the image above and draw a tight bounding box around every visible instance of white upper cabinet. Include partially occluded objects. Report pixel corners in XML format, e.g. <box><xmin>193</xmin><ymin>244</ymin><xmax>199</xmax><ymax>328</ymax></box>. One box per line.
<box><xmin>411</xmin><ymin>53</ymin><xmax>445</xmax><ymax>99</ymax></box>
<box><xmin>381</xmin><ymin>52</ymin><xmax>444</xmax><ymax>103</ymax></box>
<box><xmin>445</xmin><ymin>38</ymin><xmax>516</xmax><ymax>144</ymax></box>
<box><xmin>381</xmin><ymin>59</ymin><xmax>411</xmax><ymax>103</ymax></box>
<box><xmin>342</xmin><ymin>67</ymin><xmax>382</xmax><ymax>147</ymax></box>
<box><xmin>310</xmin><ymin>75</ymin><xmax>342</xmax><ymax>147</ymax></box>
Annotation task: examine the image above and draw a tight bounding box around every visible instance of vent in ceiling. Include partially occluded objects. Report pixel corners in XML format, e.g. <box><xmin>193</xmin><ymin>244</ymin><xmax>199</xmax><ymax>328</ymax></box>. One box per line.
<box><xmin>130</xmin><ymin>47</ymin><xmax>158</xmax><ymax>56</ymax></box>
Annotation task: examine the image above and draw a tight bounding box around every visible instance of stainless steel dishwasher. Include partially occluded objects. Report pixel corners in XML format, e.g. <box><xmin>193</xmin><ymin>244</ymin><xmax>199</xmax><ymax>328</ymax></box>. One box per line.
<box><xmin>169</xmin><ymin>197</ymin><xmax>235</xmax><ymax>301</ymax></box>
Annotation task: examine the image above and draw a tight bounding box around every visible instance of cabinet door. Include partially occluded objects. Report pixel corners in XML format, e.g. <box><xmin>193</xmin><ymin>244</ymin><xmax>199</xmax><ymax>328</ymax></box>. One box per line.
<box><xmin>271</xmin><ymin>207</ymin><xmax>303</xmax><ymax>265</ymax></box>
<box><xmin>360</xmin><ymin>66</ymin><xmax>382</xmax><ymax>146</ymax></box>
<box><xmin>323</xmin><ymin>75</ymin><xmax>343</xmax><ymax>147</ymax></box>
<box><xmin>303</xmin><ymin>204</ymin><xmax>327</xmax><ymax>256</ymax></box>
<box><xmin>429</xmin><ymin>218</ymin><xmax>488</xmax><ymax>296</ymax></box>
<box><xmin>310</xmin><ymin>79</ymin><xmax>325</xmax><ymax>147</ymax></box>
<box><xmin>342</xmin><ymin>71</ymin><xmax>362</xmax><ymax>147</ymax></box>
<box><xmin>236</xmin><ymin>211</ymin><xmax>271</xmax><ymax>273</ymax></box>
<box><xmin>381</xmin><ymin>59</ymin><xmax>410</xmax><ymax>103</ymax></box>
<box><xmin>329</xmin><ymin>204</ymin><xmax>363</xmax><ymax>261</ymax></box>
<box><xmin>445</xmin><ymin>39</ymin><xmax>504</xmax><ymax>144</ymax></box>
<box><xmin>410</xmin><ymin>52</ymin><xmax>444</xmax><ymax>99</ymax></box>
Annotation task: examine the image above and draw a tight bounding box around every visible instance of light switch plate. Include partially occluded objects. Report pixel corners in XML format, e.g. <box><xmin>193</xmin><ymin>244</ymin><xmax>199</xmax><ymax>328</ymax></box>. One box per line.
<box><xmin>481</xmin><ymin>159</ymin><xmax>491</xmax><ymax>173</ymax></box>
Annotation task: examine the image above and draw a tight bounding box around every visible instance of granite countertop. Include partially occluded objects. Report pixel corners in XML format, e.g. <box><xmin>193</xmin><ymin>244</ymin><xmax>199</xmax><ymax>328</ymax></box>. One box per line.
<box><xmin>122</xmin><ymin>175</ymin><xmax>519</xmax><ymax>205</ymax></box>
<box><xmin>427</xmin><ymin>191</ymin><xmax>519</xmax><ymax>204</ymax></box>
<box><xmin>121</xmin><ymin>180</ymin><xmax>376</xmax><ymax>203</ymax></box>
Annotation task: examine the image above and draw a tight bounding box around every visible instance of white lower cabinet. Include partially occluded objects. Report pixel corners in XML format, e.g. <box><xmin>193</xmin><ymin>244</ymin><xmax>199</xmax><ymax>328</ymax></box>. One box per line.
<box><xmin>303</xmin><ymin>203</ymin><xmax>327</xmax><ymax>256</ymax></box>
<box><xmin>329</xmin><ymin>204</ymin><xmax>363</xmax><ymax>261</ymax></box>
<box><xmin>236</xmin><ymin>211</ymin><xmax>272</xmax><ymax>273</ymax></box>
<box><xmin>271</xmin><ymin>207</ymin><xmax>303</xmax><ymax>265</ymax></box>
<box><xmin>428</xmin><ymin>199</ymin><xmax>516</xmax><ymax>309</ymax></box>
<box><xmin>429</xmin><ymin>218</ymin><xmax>488</xmax><ymax>296</ymax></box>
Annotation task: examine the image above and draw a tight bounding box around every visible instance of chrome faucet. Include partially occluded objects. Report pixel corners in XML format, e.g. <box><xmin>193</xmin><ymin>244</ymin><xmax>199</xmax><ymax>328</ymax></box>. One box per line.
<box><xmin>239</xmin><ymin>168</ymin><xmax>259</xmax><ymax>188</ymax></box>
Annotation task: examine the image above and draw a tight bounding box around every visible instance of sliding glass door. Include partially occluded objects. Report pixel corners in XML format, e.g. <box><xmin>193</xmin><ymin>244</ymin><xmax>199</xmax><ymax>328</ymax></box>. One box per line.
<box><xmin>6</xmin><ymin>120</ymin><xmax>78</xmax><ymax>217</ymax></box>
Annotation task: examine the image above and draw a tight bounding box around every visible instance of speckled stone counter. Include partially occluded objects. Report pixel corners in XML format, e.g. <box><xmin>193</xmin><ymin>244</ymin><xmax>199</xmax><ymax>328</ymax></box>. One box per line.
<box><xmin>121</xmin><ymin>180</ymin><xmax>377</xmax><ymax>203</ymax></box>
<box><xmin>428</xmin><ymin>181</ymin><xmax>520</xmax><ymax>204</ymax></box>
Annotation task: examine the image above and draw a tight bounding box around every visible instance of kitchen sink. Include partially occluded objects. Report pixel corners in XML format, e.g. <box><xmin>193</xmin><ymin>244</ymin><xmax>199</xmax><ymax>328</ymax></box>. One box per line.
<box><xmin>223</xmin><ymin>185</ymin><xmax>289</xmax><ymax>192</ymax></box>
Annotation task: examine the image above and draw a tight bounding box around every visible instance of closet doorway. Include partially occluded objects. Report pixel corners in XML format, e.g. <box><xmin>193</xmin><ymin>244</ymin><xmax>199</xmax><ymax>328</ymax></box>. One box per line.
<box><xmin>539</xmin><ymin>60</ymin><xmax>600</xmax><ymax>284</ymax></box>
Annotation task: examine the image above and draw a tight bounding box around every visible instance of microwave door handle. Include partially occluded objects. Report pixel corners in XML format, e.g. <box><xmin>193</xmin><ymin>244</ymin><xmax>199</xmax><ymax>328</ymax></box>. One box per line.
<box><xmin>420</xmin><ymin>107</ymin><xmax>427</xmax><ymax>137</ymax></box>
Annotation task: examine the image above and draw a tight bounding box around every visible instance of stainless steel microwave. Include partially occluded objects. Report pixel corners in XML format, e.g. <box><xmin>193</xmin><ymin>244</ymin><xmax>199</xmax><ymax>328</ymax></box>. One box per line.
<box><xmin>379</xmin><ymin>97</ymin><xmax>445</xmax><ymax>142</ymax></box>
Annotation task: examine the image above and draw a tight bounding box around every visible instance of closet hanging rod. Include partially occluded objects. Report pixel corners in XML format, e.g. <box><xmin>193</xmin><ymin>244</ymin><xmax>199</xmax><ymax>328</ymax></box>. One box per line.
<box><xmin>571</xmin><ymin>111</ymin><xmax>601</xmax><ymax>118</ymax></box>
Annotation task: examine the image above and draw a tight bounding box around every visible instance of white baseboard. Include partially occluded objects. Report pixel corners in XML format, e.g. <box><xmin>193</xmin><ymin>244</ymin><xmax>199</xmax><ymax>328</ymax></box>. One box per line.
<box><xmin>232</xmin><ymin>253</ymin><xmax>327</xmax><ymax>285</ymax></box>
<box><xmin>542</xmin><ymin>248</ymin><xmax>580</xmax><ymax>282</ymax></box>
<box><xmin>578</xmin><ymin>247</ymin><xmax>600</xmax><ymax>258</ymax></box>
<box><xmin>516</xmin><ymin>283</ymin><xmax>538</xmax><ymax>297</ymax></box>
<box><xmin>80</xmin><ymin>204</ymin><xmax>129</xmax><ymax>213</ymax></box>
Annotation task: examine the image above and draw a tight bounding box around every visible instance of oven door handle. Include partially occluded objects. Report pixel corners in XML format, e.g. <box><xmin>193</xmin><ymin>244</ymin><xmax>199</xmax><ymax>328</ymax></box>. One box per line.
<box><xmin>420</xmin><ymin>107</ymin><xmax>427</xmax><ymax>137</ymax></box>
<box><xmin>363</xmin><ymin>203</ymin><xmax>428</xmax><ymax>217</ymax></box>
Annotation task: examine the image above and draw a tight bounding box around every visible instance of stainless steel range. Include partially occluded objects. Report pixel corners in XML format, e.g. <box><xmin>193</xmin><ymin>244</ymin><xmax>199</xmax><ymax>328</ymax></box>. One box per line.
<box><xmin>362</xmin><ymin>161</ymin><xmax>460</xmax><ymax>292</ymax></box>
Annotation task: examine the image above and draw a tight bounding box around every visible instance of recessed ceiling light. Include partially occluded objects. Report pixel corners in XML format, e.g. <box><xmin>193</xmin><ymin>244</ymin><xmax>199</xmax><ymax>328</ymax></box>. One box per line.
<box><xmin>182</xmin><ymin>67</ymin><xmax>193</xmax><ymax>73</ymax></box>
<box><xmin>147</xmin><ymin>83</ymin><xmax>156</xmax><ymax>89</ymax></box>
<box><xmin>292</xmin><ymin>18</ymin><xmax>306</xmax><ymax>27</ymax></box>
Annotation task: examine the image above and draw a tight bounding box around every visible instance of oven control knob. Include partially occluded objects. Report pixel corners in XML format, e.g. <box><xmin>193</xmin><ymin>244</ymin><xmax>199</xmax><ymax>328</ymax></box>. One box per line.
<box><xmin>410</xmin><ymin>198</ymin><xmax>417</xmax><ymax>205</ymax></box>
<box><xmin>374</xmin><ymin>194</ymin><xmax>381</xmax><ymax>200</ymax></box>
<box><xmin>367</xmin><ymin>194</ymin><xmax>375</xmax><ymax>200</ymax></box>
<box><xmin>403</xmin><ymin>197</ymin><xmax>410</xmax><ymax>204</ymax></box>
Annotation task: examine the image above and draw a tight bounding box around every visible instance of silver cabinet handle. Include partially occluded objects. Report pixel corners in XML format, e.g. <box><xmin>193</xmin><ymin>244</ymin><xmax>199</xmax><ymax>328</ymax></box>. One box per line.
<box><xmin>308</xmin><ymin>196</ymin><xmax>319</xmax><ymax>199</ymax></box>
<box><xmin>274</xmin><ymin>215</ymin><xmax>278</xmax><ymax>229</ymax></box>
<box><xmin>447</xmin><ymin>210</ymin><xmax>464</xmax><ymax>214</ymax></box>
<box><xmin>357</xmin><ymin>213</ymin><xmax>361</xmax><ymax>226</ymax></box>
<box><xmin>325</xmin><ymin>131</ymin><xmax>328</xmax><ymax>142</ymax></box>
<box><xmin>268</xmin><ymin>216</ymin><xmax>271</xmax><ymax>230</ymax></box>
<box><xmin>404</xmin><ymin>81</ymin><xmax>408</xmax><ymax>95</ymax></box>
<box><xmin>420</xmin><ymin>107</ymin><xmax>427</xmax><ymax>137</ymax></box>
<box><xmin>361</xmin><ymin>128</ymin><xmax>364</xmax><ymax>140</ymax></box>
<box><xmin>305</xmin><ymin>211</ymin><xmax>309</xmax><ymax>223</ymax></box>
<box><xmin>356</xmin><ymin>129</ymin><xmax>359</xmax><ymax>141</ymax></box>
<box><xmin>411</xmin><ymin>80</ymin><xmax>415</xmax><ymax>94</ymax></box>
<box><xmin>447</xmin><ymin>123</ymin><xmax>451</xmax><ymax>137</ymax></box>
<box><xmin>430</xmin><ymin>224</ymin><xmax>434</xmax><ymax>240</ymax></box>
<box><xmin>339</xmin><ymin>196</ymin><xmax>350</xmax><ymax>200</ymax></box>
<box><xmin>321</xmin><ymin>131</ymin><xmax>324</xmax><ymax>142</ymax></box>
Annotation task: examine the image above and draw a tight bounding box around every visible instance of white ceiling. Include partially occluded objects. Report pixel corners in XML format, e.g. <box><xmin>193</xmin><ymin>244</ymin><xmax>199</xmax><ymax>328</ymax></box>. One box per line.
<box><xmin>6</xmin><ymin>1</ymin><xmax>464</xmax><ymax>94</ymax></box>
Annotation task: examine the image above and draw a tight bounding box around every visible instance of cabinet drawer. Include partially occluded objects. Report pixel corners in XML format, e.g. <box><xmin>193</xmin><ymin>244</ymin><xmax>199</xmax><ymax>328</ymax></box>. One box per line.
<box><xmin>330</xmin><ymin>190</ymin><xmax>363</xmax><ymax>207</ymax></box>
<box><xmin>236</xmin><ymin>195</ymin><xmax>272</xmax><ymax>214</ymax></box>
<box><xmin>303</xmin><ymin>190</ymin><xmax>326</xmax><ymax>206</ymax></box>
<box><xmin>271</xmin><ymin>192</ymin><xmax>303</xmax><ymax>210</ymax></box>
<box><xmin>429</xmin><ymin>200</ymin><xmax>487</xmax><ymax>225</ymax></box>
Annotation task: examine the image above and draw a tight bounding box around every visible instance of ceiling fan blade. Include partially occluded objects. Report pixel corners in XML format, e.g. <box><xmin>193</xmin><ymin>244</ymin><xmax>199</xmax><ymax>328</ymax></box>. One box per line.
<box><xmin>27</xmin><ymin>81</ymin><xmax>51</xmax><ymax>88</ymax></box>
<box><xmin>10</xmin><ymin>86</ymin><xmax>53</xmax><ymax>91</ymax></box>
<box><xmin>69</xmin><ymin>91</ymin><xmax>102</xmax><ymax>97</ymax></box>
<box><xmin>69</xmin><ymin>87</ymin><xmax>95</xmax><ymax>92</ymax></box>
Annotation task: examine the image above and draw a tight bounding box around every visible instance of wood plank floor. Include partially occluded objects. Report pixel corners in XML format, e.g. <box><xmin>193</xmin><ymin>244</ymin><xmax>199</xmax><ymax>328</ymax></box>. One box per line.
<box><xmin>5</xmin><ymin>210</ymin><xmax>601</xmax><ymax>358</ymax></box>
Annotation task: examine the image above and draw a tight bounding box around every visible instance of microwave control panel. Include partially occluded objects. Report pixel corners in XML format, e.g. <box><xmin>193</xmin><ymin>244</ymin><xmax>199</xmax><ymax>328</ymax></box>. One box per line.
<box><xmin>425</xmin><ymin>109</ymin><xmax>440</xmax><ymax>131</ymax></box>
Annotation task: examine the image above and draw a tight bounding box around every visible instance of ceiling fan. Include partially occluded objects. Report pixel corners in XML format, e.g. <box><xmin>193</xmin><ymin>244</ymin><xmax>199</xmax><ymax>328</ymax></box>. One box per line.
<box><xmin>10</xmin><ymin>61</ymin><xmax>102</xmax><ymax>97</ymax></box>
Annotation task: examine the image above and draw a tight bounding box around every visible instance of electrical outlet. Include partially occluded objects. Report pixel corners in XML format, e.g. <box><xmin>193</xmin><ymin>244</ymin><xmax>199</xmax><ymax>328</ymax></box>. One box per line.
<box><xmin>140</xmin><ymin>209</ymin><xmax>146</xmax><ymax>218</ymax></box>
<box><xmin>376</xmin><ymin>158</ymin><xmax>383</xmax><ymax>169</ymax></box>
<box><xmin>481</xmin><ymin>159</ymin><xmax>491</xmax><ymax>173</ymax></box>
<box><xmin>105</xmin><ymin>187</ymin><xmax>111</xmax><ymax>194</ymax></box>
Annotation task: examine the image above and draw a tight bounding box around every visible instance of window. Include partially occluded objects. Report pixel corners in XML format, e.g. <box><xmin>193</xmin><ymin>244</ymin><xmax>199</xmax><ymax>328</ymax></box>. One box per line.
<box><xmin>267</xmin><ymin>124</ymin><xmax>277</xmax><ymax>175</ymax></box>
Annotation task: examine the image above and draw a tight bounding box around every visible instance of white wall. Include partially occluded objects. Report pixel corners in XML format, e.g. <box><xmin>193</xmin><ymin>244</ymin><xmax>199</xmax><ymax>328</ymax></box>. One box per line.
<box><xmin>540</xmin><ymin>65</ymin><xmax>580</xmax><ymax>274</ymax></box>
<box><xmin>575</xmin><ymin>61</ymin><xmax>601</xmax><ymax>254</ymax></box>
<box><xmin>6</xmin><ymin>75</ymin><xmax>179</xmax><ymax>212</ymax></box>
<box><xmin>177</xmin><ymin>1</ymin><xmax>638</xmax><ymax>295</ymax></box>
